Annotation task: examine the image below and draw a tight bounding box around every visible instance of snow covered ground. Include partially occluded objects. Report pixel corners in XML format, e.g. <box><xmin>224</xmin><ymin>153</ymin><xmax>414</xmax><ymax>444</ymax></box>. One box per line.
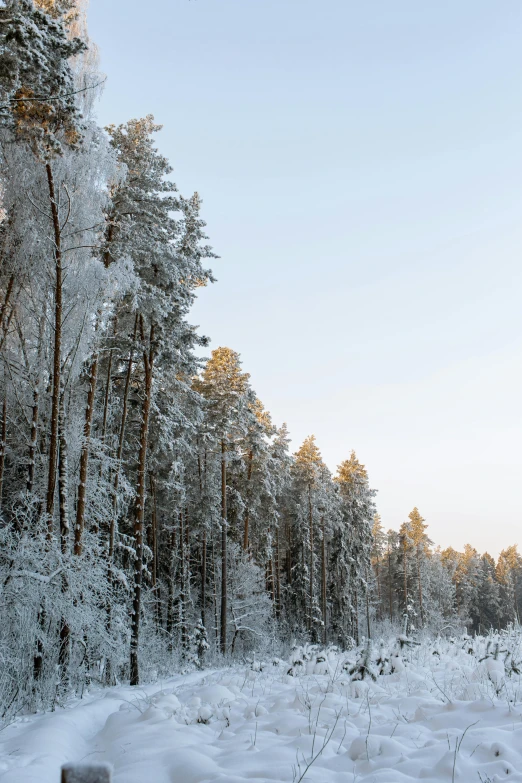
<box><xmin>2</xmin><ymin>634</ymin><xmax>522</xmax><ymax>783</ymax></box>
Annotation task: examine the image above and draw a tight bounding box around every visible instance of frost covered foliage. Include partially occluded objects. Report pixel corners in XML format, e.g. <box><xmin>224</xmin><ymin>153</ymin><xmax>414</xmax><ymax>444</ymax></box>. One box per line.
<box><xmin>0</xmin><ymin>0</ymin><xmax>379</xmax><ymax>718</ymax></box>
<box><xmin>0</xmin><ymin>0</ymin><xmax>519</xmax><ymax>724</ymax></box>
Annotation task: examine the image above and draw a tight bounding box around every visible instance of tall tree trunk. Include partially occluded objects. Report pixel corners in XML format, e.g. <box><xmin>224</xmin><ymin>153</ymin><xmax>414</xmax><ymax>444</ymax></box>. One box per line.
<box><xmin>321</xmin><ymin>515</ymin><xmax>326</xmax><ymax>645</ymax></box>
<box><xmin>403</xmin><ymin>540</ymin><xmax>408</xmax><ymax>613</ymax></box>
<box><xmin>0</xmin><ymin>398</ymin><xmax>7</xmax><ymax>508</ymax></box>
<box><xmin>267</xmin><ymin>555</ymin><xmax>275</xmax><ymax>601</ymax></box>
<box><xmin>0</xmin><ymin>274</ymin><xmax>14</xmax><ymax>338</ymax></box>
<box><xmin>74</xmin><ymin>348</ymin><xmax>99</xmax><ymax>555</ymax></box>
<box><xmin>179</xmin><ymin>509</ymin><xmax>188</xmax><ymax>652</ymax></box>
<box><xmin>45</xmin><ymin>163</ymin><xmax>63</xmax><ymax>531</ymax></box>
<box><xmin>58</xmin><ymin>389</ymin><xmax>69</xmax><ymax>551</ymax></box>
<box><xmin>354</xmin><ymin>586</ymin><xmax>359</xmax><ymax>645</ymax></box>
<box><xmin>416</xmin><ymin>546</ymin><xmax>424</xmax><ymax>626</ymax></box>
<box><xmin>243</xmin><ymin>448</ymin><xmax>253</xmax><ymax>550</ymax></box>
<box><xmin>220</xmin><ymin>438</ymin><xmax>227</xmax><ymax>655</ymax></box>
<box><xmin>286</xmin><ymin>521</ymin><xmax>292</xmax><ymax>585</ymax></box>
<box><xmin>109</xmin><ymin>314</ymin><xmax>138</xmax><ymax>558</ymax></box>
<box><xmin>28</xmin><ymin>385</ymin><xmax>39</xmax><ymax>492</ymax></box>
<box><xmin>197</xmin><ymin>446</ymin><xmax>207</xmax><ymax>629</ymax></box>
<box><xmin>100</xmin><ymin>349</ymin><xmax>113</xmax><ymax>446</ymax></box>
<box><xmin>212</xmin><ymin>535</ymin><xmax>219</xmax><ymax>644</ymax></box>
<box><xmin>388</xmin><ymin>544</ymin><xmax>393</xmax><ymax>622</ymax></box>
<box><xmin>167</xmin><ymin>528</ymin><xmax>176</xmax><ymax>651</ymax></box>
<box><xmin>0</xmin><ymin>274</ymin><xmax>17</xmax><ymax>357</ymax></box>
<box><xmin>308</xmin><ymin>483</ymin><xmax>314</xmax><ymax>634</ymax></box>
<box><xmin>149</xmin><ymin>473</ymin><xmax>158</xmax><ymax>587</ymax></box>
<box><xmin>365</xmin><ymin>565</ymin><xmax>371</xmax><ymax>640</ymax></box>
<box><xmin>58</xmin><ymin>389</ymin><xmax>70</xmax><ymax>676</ymax></box>
<box><xmin>275</xmin><ymin>526</ymin><xmax>281</xmax><ymax>618</ymax></box>
<box><xmin>27</xmin><ymin>315</ymin><xmax>45</xmax><ymax>493</ymax></box>
<box><xmin>129</xmin><ymin>321</ymin><xmax>154</xmax><ymax>686</ymax></box>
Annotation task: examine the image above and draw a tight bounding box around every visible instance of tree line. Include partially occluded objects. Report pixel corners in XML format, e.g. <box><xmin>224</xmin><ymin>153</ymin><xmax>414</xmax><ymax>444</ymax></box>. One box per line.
<box><xmin>370</xmin><ymin>508</ymin><xmax>522</xmax><ymax>636</ymax></box>
<box><xmin>0</xmin><ymin>0</ymin><xmax>377</xmax><ymax>716</ymax></box>
<box><xmin>0</xmin><ymin>1</ymin><xmax>517</xmax><ymax>720</ymax></box>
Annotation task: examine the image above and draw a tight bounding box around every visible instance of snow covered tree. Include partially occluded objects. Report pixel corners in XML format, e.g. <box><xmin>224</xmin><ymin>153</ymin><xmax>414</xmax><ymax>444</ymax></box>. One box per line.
<box><xmin>197</xmin><ymin>347</ymin><xmax>252</xmax><ymax>654</ymax></box>
<box><xmin>330</xmin><ymin>451</ymin><xmax>375</xmax><ymax>644</ymax></box>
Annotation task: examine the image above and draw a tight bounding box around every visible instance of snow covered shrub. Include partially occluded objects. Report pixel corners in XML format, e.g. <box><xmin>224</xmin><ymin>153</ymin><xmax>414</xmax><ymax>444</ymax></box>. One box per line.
<box><xmin>0</xmin><ymin>519</ymin><xmax>128</xmax><ymax>717</ymax></box>
<box><xmin>347</xmin><ymin>639</ymin><xmax>377</xmax><ymax>681</ymax></box>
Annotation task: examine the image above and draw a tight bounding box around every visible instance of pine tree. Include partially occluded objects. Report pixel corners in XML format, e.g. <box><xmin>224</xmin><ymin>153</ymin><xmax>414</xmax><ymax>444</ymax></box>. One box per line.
<box><xmin>407</xmin><ymin>507</ymin><xmax>431</xmax><ymax>626</ymax></box>
<box><xmin>198</xmin><ymin>347</ymin><xmax>251</xmax><ymax>655</ymax></box>
<box><xmin>332</xmin><ymin>451</ymin><xmax>375</xmax><ymax>643</ymax></box>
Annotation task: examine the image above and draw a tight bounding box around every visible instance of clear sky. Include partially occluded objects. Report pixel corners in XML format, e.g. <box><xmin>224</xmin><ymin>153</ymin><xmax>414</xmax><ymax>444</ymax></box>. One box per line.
<box><xmin>88</xmin><ymin>0</ymin><xmax>522</xmax><ymax>557</ymax></box>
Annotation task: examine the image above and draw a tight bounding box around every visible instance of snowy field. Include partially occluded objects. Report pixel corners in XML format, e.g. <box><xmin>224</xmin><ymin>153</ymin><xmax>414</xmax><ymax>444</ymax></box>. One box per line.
<box><xmin>2</xmin><ymin>634</ymin><xmax>522</xmax><ymax>783</ymax></box>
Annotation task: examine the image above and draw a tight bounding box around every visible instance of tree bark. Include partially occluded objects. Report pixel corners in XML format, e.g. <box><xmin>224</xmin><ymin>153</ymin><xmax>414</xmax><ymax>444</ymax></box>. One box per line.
<box><xmin>403</xmin><ymin>538</ymin><xmax>408</xmax><ymax>613</ymax></box>
<box><xmin>243</xmin><ymin>448</ymin><xmax>253</xmax><ymax>550</ymax></box>
<box><xmin>58</xmin><ymin>390</ymin><xmax>69</xmax><ymax>551</ymax></box>
<box><xmin>129</xmin><ymin>320</ymin><xmax>154</xmax><ymax>686</ymax></box>
<box><xmin>220</xmin><ymin>439</ymin><xmax>227</xmax><ymax>655</ymax></box>
<box><xmin>167</xmin><ymin>528</ymin><xmax>176</xmax><ymax>651</ymax></box>
<box><xmin>416</xmin><ymin>545</ymin><xmax>424</xmax><ymax>626</ymax></box>
<box><xmin>308</xmin><ymin>483</ymin><xmax>314</xmax><ymax>634</ymax></box>
<box><xmin>74</xmin><ymin>349</ymin><xmax>98</xmax><ymax>555</ymax></box>
<box><xmin>27</xmin><ymin>315</ymin><xmax>45</xmax><ymax>493</ymax></box>
<box><xmin>109</xmin><ymin>314</ymin><xmax>138</xmax><ymax>559</ymax></box>
<box><xmin>275</xmin><ymin>527</ymin><xmax>281</xmax><ymax>618</ymax></box>
<box><xmin>365</xmin><ymin>565</ymin><xmax>371</xmax><ymax>640</ymax></box>
<box><xmin>45</xmin><ymin>162</ymin><xmax>63</xmax><ymax>531</ymax></box>
<box><xmin>58</xmin><ymin>390</ymin><xmax>70</xmax><ymax>678</ymax></box>
<box><xmin>179</xmin><ymin>509</ymin><xmax>188</xmax><ymax>652</ymax></box>
<box><xmin>0</xmin><ymin>398</ymin><xmax>7</xmax><ymax>508</ymax></box>
<box><xmin>321</xmin><ymin>515</ymin><xmax>326</xmax><ymax>645</ymax></box>
<box><xmin>198</xmin><ymin>444</ymin><xmax>207</xmax><ymax>630</ymax></box>
<box><xmin>100</xmin><ymin>349</ymin><xmax>112</xmax><ymax>445</ymax></box>
<box><xmin>388</xmin><ymin>543</ymin><xmax>393</xmax><ymax>622</ymax></box>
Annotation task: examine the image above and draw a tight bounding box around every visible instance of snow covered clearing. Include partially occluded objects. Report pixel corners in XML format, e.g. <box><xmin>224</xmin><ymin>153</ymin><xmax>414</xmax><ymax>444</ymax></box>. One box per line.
<box><xmin>2</xmin><ymin>634</ymin><xmax>522</xmax><ymax>783</ymax></box>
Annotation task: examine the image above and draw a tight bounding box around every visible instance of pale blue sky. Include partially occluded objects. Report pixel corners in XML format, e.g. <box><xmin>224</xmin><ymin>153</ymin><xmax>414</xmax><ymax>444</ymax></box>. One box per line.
<box><xmin>89</xmin><ymin>0</ymin><xmax>522</xmax><ymax>556</ymax></box>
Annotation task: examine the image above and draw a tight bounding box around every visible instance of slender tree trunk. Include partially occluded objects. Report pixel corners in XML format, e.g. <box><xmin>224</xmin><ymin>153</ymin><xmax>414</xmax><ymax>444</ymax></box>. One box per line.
<box><xmin>321</xmin><ymin>515</ymin><xmax>326</xmax><ymax>645</ymax></box>
<box><xmin>275</xmin><ymin>527</ymin><xmax>281</xmax><ymax>618</ymax></box>
<box><xmin>416</xmin><ymin>546</ymin><xmax>424</xmax><ymax>626</ymax></box>
<box><xmin>308</xmin><ymin>483</ymin><xmax>314</xmax><ymax>633</ymax></box>
<box><xmin>365</xmin><ymin>565</ymin><xmax>371</xmax><ymax>640</ymax></box>
<box><xmin>100</xmin><ymin>349</ymin><xmax>113</xmax><ymax>446</ymax></box>
<box><xmin>179</xmin><ymin>509</ymin><xmax>188</xmax><ymax>652</ymax></box>
<box><xmin>197</xmin><ymin>446</ymin><xmax>206</xmax><ymax>627</ymax></box>
<box><xmin>149</xmin><ymin>473</ymin><xmax>158</xmax><ymax>588</ymax></box>
<box><xmin>28</xmin><ymin>385</ymin><xmax>39</xmax><ymax>492</ymax></box>
<box><xmin>354</xmin><ymin>586</ymin><xmax>359</xmax><ymax>645</ymax></box>
<box><xmin>0</xmin><ymin>398</ymin><xmax>7</xmax><ymax>508</ymax></box>
<box><xmin>220</xmin><ymin>438</ymin><xmax>227</xmax><ymax>655</ymax></box>
<box><xmin>374</xmin><ymin>559</ymin><xmax>381</xmax><ymax>621</ymax></box>
<box><xmin>109</xmin><ymin>314</ymin><xmax>138</xmax><ymax>558</ymax></box>
<box><xmin>58</xmin><ymin>390</ymin><xmax>70</xmax><ymax>678</ymax></box>
<box><xmin>58</xmin><ymin>390</ymin><xmax>69</xmax><ymax>551</ymax></box>
<box><xmin>403</xmin><ymin>540</ymin><xmax>408</xmax><ymax>613</ymax></box>
<box><xmin>286</xmin><ymin>521</ymin><xmax>292</xmax><ymax>585</ymax></box>
<box><xmin>45</xmin><ymin>162</ymin><xmax>63</xmax><ymax>531</ymax></box>
<box><xmin>74</xmin><ymin>349</ymin><xmax>99</xmax><ymax>555</ymax></box>
<box><xmin>167</xmin><ymin>528</ymin><xmax>176</xmax><ymax>650</ymax></box>
<box><xmin>27</xmin><ymin>315</ymin><xmax>45</xmax><ymax>493</ymax></box>
<box><xmin>267</xmin><ymin>555</ymin><xmax>275</xmax><ymax>601</ymax></box>
<box><xmin>129</xmin><ymin>321</ymin><xmax>154</xmax><ymax>686</ymax></box>
<box><xmin>201</xmin><ymin>530</ymin><xmax>207</xmax><ymax>628</ymax></box>
<box><xmin>212</xmin><ymin>535</ymin><xmax>219</xmax><ymax>645</ymax></box>
<box><xmin>388</xmin><ymin>544</ymin><xmax>393</xmax><ymax>622</ymax></box>
<box><xmin>0</xmin><ymin>275</ymin><xmax>17</xmax><ymax>360</ymax></box>
<box><xmin>0</xmin><ymin>275</ymin><xmax>14</xmax><ymax>337</ymax></box>
<box><xmin>243</xmin><ymin>448</ymin><xmax>253</xmax><ymax>550</ymax></box>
